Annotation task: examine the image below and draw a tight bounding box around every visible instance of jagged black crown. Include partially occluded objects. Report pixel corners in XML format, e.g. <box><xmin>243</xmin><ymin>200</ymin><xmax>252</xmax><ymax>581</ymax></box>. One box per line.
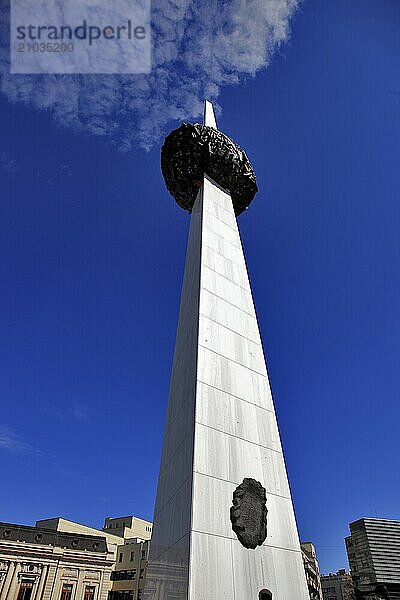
<box><xmin>161</xmin><ymin>123</ymin><xmax>258</xmax><ymax>216</ymax></box>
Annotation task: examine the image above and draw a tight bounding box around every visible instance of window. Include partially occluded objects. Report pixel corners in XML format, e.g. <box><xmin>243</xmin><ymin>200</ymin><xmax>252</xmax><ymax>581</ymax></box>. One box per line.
<box><xmin>17</xmin><ymin>582</ymin><xmax>33</xmax><ymax>600</ymax></box>
<box><xmin>60</xmin><ymin>584</ymin><xmax>73</xmax><ymax>600</ymax></box>
<box><xmin>84</xmin><ymin>587</ymin><xmax>95</xmax><ymax>600</ymax></box>
<box><xmin>119</xmin><ymin>553</ymin><xmax>123</xmax><ymax>563</ymax></box>
<box><xmin>111</xmin><ymin>570</ymin><xmax>136</xmax><ymax>581</ymax></box>
<box><xmin>141</xmin><ymin>550</ymin><xmax>146</xmax><ymax>559</ymax></box>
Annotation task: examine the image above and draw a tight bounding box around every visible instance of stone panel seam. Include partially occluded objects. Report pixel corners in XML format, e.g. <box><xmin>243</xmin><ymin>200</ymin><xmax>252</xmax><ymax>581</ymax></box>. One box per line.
<box><xmin>162</xmin><ymin>383</ymin><xmax>196</xmax><ymax>438</ymax></box>
<box><xmin>194</xmin><ymin>421</ymin><xmax>284</xmax><ymax>456</ymax></box>
<box><xmin>148</xmin><ymin>532</ymin><xmax>190</xmax><ymax>565</ymax></box>
<box><xmin>201</xmin><ymin>262</ymin><xmax>254</xmax><ymax>295</ymax></box>
<box><xmin>200</xmin><ymin>282</ymin><xmax>254</xmax><ymax>316</ymax></box>
<box><xmin>196</xmin><ymin>379</ymin><xmax>275</xmax><ymax>413</ymax></box>
<box><xmin>204</xmin><ymin>209</ymin><xmax>238</xmax><ymax>234</ymax></box>
<box><xmin>154</xmin><ymin>474</ymin><xmax>193</xmax><ymax>518</ymax></box>
<box><xmin>202</xmin><ymin>242</ymin><xmax>248</xmax><ymax>273</ymax></box>
<box><xmin>199</xmin><ymin>313</ymin><xmax>262</xmax><ymax>346</ymax></box>
<box><xmin>192</xmin><ymin>529</ymin><xmax>303</xmax><ymax>553</ymax></box>
<box><xmin>198</xmin><ymin>344</ymin><xmax>268</xmax><ymax>378</ymax></box>
<box><xmin>158</xmin><ymin>426</ymin><xmax>194</xmax><ymax>476</ymax></box>
<box><xmin>206</xmin><ymin>193</ymin><xmax>238</xmax><ymax>222</ymax></box>
<box><xmin>193</xmin><ymin>470</ymin><xmax>290</xmax><ymax>500</ymax></box>
<box><xmin>203</xmin><ymin>224</ymin><xmax>241</xmax><ymax>250</ymax></box>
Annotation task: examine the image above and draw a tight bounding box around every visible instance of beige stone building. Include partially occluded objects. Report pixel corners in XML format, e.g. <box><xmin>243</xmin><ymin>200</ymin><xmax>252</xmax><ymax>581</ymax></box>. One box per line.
<box><xmin>108</xmin><ymin>539</ymin><xmax>148</xmax><ymax>600</ymax></box>
<box><xmin>102</xmin><ymin>518</ymin><xmax>152</xmax><ymax>542</ymax></box>
<box><xmin>101</xmin><ymin>515</ymin><xmax>151</xmax><ymax>600</ymax></box>
<box><xmin>0</xmin><ymin>520</ymin><xmax>116</xmax><ymax>600</ymax></box>
<box><xmin>0</xmin><ymin>516</ymin><xmax>152</xmax><ymax>600</ymax></box>
<box><xmin>301</xmin><ymin>542</ymin><xmax>324</xmax><ymax>600</ymax></box>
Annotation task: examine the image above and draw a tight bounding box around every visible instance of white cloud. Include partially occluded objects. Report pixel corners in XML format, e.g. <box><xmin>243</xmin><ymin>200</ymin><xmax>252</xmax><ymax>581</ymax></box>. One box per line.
<box><xmin>0</xmin><ymin>0</ymin><xmax>299</xmax><ymax>150</ymax></box>
<box><xmin>0</xmin><ymin>426</ymin><xmax>39</xmax><ymax>455</ymax></box>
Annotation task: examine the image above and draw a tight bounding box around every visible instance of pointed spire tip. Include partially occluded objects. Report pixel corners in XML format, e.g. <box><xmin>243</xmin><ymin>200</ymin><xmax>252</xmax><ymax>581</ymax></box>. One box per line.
<box><xmin>203</xmin><ymin>100</ymin><xmax>218</xmax><ymax>129</ymax></box>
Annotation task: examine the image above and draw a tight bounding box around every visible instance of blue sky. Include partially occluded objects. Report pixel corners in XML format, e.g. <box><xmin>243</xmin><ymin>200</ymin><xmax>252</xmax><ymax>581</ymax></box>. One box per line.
<box><xmin>0</xmin><ymin>0</ymin><xmax>399</xmax><ymax>575</ymax></box>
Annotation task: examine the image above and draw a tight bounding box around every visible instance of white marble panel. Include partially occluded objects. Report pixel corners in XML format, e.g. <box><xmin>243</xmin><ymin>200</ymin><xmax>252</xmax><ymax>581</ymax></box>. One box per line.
<box><xmin>203</xmin><ymin>175</ymin><xmax>232</xmax><ymax>212</ymax></box>
<box><xmin>201</xmin><ymin>265</ymin><xmax>254</xmax><ymax>315</ymax></box>
<box><xmin>202</xmin><ymin>225</ymin><xmax>247</xmax><ymax>268</ymax></box>
<box><xmin>250</xmin><ymin>368</ymin><xmax>275</xmax><ymax>411</ymax></box>
<box><xmin>197</xmin><ymin>346</ymin><xmax>274</xmax><ymax>411</ymax></box>
<box><xmin>156</xmin><ymin>427</ymin><xmax>194</xmax><ymax>515</ymax></box>
<box><xmin>272</xmin><ymin>547</ymin><xmax>309</xmax><ymax>600</ymax></box>
<box><xmin>193</xmin><ymin>423</ymin><xmax>290</xmax><ymax>498</ymax></box>
<box><xmin>196</xmin><ymin>381</ymin><xmax>261</xmax><ymax>444</ymax></box>
<box><xmin>259</xmin><ymin>446</ymin><xmax>290</xmax><ymax>498</ymax></box>
<box><xmin>202</xmin><ymin>210</ymin><xmax>241</xmax><ymax>248</ymax></box>
<box><xmin>191</xmin><ymin>473</ymin><xmax>234</xmax><ymax>540</ymax></box>
<box><xmin>175</xmin><ymin>267</ymin><xmax>199</xmax><ymax>322</ymax></box>
<box><xmin>231</xmin><ymin>542</ymin><xmax>308</xmax><ymax>600</ymax></box>
<box><xmin>256</xmin><ymin>404</ymin><xmax>283</xmax><ymax>453</ymax></box>
<box><xmin>171</xmin><ymin>319</ymin><xmax>198</xmax><ymax>374</ymax></box>
<box><xmin>163</xmin><ymin>351</ymin><xmax>197</xmax><ymax>430</ymax></box>
<box><xmin>149</xmin><ymin>477</ymin><xmax>192</xmax><ymax>562</ymax></box>
<box><xmin>145</xmin><ymin>534</ymin><xmax>190</xmax><ymax>600</ymax></box>
<box><xmin>160</xmin><ymin>392</ymin><xmax>195</xmax><ymax>474</ymax></box>
<box><xmin>195</xmin><ymin>382</ymin><xmax>282</xmax><ymax>452</ymax></box>
<box><xmin>199</xmin><ymin>287</ymin><xmax>260</xmax><ymax>342</ymax></box>
<box><xmin>203</xmin><ymin>195</ymin><xmax>238</xmax><ymax>230</ymax></box>
<box><xmin>189</xmin><ymin>531</ymin><xmax>234</xmax><ymax>599</ymax></box>
<box><xmin>201</xmin><ymin>244</ymin><xmax>250</xmax><ymax>290</ymax></box>
<box><xmin>231</xmin><ymin>540</ymin><xmax>278</xmax><ymax>600</ymax></box>
<box><xmin>194</xmin><ymin>423</ymin><xmax>264</xmax><ymax>485</ymax></box>
<box><xmin>198</xmin><ymin>316</ymin><xmax>267</xmax><ymax>375</ymax></box>
<box><xmin>262</xmin><ymin>494</ymin><xmax>302</xmax><ymax>551</ymax></box>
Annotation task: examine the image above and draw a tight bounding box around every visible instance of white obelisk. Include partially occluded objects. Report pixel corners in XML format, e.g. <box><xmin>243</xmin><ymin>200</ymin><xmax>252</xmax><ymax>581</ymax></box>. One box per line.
<box><xmin>145</xmin><ymin>102</ymin><xmax>308</xmax><ymax>600</ymax></box>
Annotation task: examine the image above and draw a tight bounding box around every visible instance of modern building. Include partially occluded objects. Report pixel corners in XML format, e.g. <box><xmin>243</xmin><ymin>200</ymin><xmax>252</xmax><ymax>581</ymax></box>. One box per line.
<box><xmin>320</xmin><ymin>569</ymin><xmax>354</xmax><ymax>600</ymax></box>
<box><xmin>0</xmin><ymin>515</ymin><xmax>152</xmax><ymax>600</ymax></box>
<box><xmin>109</xmin><ymin>539</ymin><xmax>148</xmax><ymax>600</ymax></box>
<box><xmin>103</xmin><ymin>517</ymin><xmax>152</xmax><ymax>541</ymax></box>
<box><xmin>301</xmin><ymin>542</ymin><xmax>323</xmax><ymax>600</ymax></box>
<box><xmin>346</xmin><ymin>518</ymin><xmax>400</xmax><ymax>599</ymax></box>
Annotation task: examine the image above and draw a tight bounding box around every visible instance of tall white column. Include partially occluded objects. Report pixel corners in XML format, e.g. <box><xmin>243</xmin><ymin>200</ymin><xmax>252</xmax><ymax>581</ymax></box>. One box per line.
<box><xmin>33</xmin><ymin>565</ymin><xmax>48</xmax><ymax>600</ymax></box>
<box><xmin>145</xmin><ymin>103</ymin><xmax>309</xmax><ymax>600</ymax></box>
<box><xmin>7</xmin><ymin>562</ymin><xmax>21</xmax><ymax>600</ymax></box>
<box><xmin>0</xmin><ymin>562</ymin><xmax>15</xmax><ymax>600</ymax></box>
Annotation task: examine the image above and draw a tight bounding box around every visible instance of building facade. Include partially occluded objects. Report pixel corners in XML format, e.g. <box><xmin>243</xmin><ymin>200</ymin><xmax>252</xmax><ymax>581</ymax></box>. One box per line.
<box><xmin>0</xmin><ymin>521</ymin><xmax>115</xmax><ymax>600</ymax></box>
<box><xmin>108</xmin><ymin>540</ymin><xmax>148</xmax><ymax>600</ymax></box>
<box><xmin>346</xmin><ymin>518</ymin><xmax>400</xmax><ymax>599</ymax></box>
<box><xmin>302</xmin><ymin>542</ymin><xmax>323</xmax><ymax>600</ymax></box>
<box><xmin>103</xmin><ymin>518</ymin><xmax>152</xmax><ymax>542</ymax></box>
<box><xmin>0</xmin><ymin>516</ymin><xmax>151</xmax><ymax>600</ymax></box>
<box><xmin>321</xmin><ymin>569</ymin><xmax>354</xmax><ymax>600</ymax></box>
